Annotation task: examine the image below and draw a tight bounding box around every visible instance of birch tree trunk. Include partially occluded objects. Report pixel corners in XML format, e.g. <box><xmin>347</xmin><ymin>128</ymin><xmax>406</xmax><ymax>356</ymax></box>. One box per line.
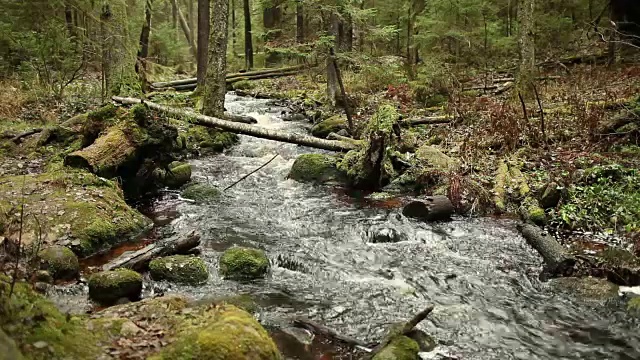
<box><xmin>202</xmin><ymin>0</ymin><xmax>229</xmax><ymax>117</ymax></box>
<box><xmin>243</xmin><ymin>0</ymin><xmax>254</xmax><ymax>69</ymax></box>
<box><xmin>516</xmin><ymin>0</ymin><xmax>536</xmax><ymax>95</ymax></box>
<box><xmin>197</xmin><ymin>0</ymin><xmax>210</xmax><ymax>86</ymax></box>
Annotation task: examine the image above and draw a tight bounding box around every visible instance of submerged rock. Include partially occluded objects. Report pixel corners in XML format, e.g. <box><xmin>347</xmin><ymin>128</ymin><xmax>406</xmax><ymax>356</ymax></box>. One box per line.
<box><xmin>288</xmin><ymin>154</ymin><xmax>344</xmax><ymax>184</ymax></box>
<box><xmin>88</xmin><ymin>269</ymin><xmax>143</xmax><ymax>305</ymax></box>
<box><xmin>373</xmin><ymin>335</ymin><xmax>420</xmax><ymax>360</ymax></box>
<box><xmin>149</xmin><ymin>255</ymin><xmax>209</xmax><ymax>285</ymax></box>
<box><xmin>37</xmin><ymin>245</ymin><xmax>79</xmax><ymax>281</ymax></box>
<box><xmin>181</xmin><ymin>183</ymin><xmax>221</xmax><ymax>202</ymax></box>
<box><xmin>219</xmin><ymin>247</ymin><xmax>270</xmax><ymax>280</ymax></box>
<box><xmin>0</xmin><ymin>170</ymin><xmax>152</xmax><ymax>258</ymax></box>
<box><xmin>310</xmin><ymin>115</ymin><xmax>347</xmax><ymax>138</ymax></box>
<box><xmin>149</xmin><ymin>304</ymin><xmax>281</xmax><ymax>360</ymax></box>
<box><xmin>402</xmin><ymin>196</ymin><xmax>454</xmax><ymax>222</ymax></box>
<box><xmin>369</xmin><ymin>227</ymin><xmax>406</xmax><ymax>243</ymax></box>
<box><xmin>551</xmin><ymin>277</ymin><xmax>619</xmax><ymax>302</ymax></box>
<box><xmin>154</xmin><ymin>162</ymin><xmax>192</xmax><ymax>188</ymax></box>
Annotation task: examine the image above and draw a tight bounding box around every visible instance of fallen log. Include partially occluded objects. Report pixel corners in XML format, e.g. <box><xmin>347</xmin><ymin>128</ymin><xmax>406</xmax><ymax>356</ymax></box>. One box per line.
<box><xmin>293</xmin><ymin>318</ymin><xmax>370</xmax><ymax>349</ymax></box>
<box><xmin>402</xmin><ymin>115</ymin><xmax>453</xmax><ymax>126</ymax></box>
<box><xmin>1</xmin><ymin>128</ymin><xmax>44</xmax><ymax>143</ymax></box>
<box><xmin>112</xmin><ymin>96</ymin><xmax>357</xmax><ymax>152</ymax></box>
<box><xmin>151</xmin><ymin>64</ymin><xmax>309</xmax><ymax>89</ymax></box>
<box><xmin>402</xmin><ymin>196</ymin><xmax>455</xmax><ymax>222</ymax></box>
<box><xmin>102</xmin><ymin>230</ymin><xmax>200</xmax><ymax>271</ymax></box>
<box><xmin>518</xmin><ymin>223</ymin><xmax>576</xmax><ymax>275</ymax></box>
<box><xmin>327</xmin><ymin>132</ymin><xmax>363</xmax><ymax>145</ymax></box>
<box><xmin>163</xmin><ymin>70</ymin><xmax>301</xmax><ymax>92</ymax></box>
<box><xmin>223</xmin><ymin>113</ymin><xmax>258</xmax><ymax>124</ymax></box>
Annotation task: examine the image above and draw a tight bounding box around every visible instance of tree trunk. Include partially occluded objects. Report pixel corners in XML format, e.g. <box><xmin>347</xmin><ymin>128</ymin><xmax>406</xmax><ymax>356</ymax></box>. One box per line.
<box><xmin>243</xmin><ymin>0</ymin><xmax>254</xmax><ymax>69</ymax></box>
<box><xmin>296</xmin><ymin>1</ymin><xmax>304</xmax><ymax>43</ymax></box>
<box><xmin>516</xmin><ymin>0</ymin><xmax>536</xmax><ymax>95</ymax></box>
<box><xmin>231</xmin><ymin>0</ymin><xmax>237</xmax><ymax>57</ymax></box>
<box><xmin>100</xmin><ymin>4</ymin><xmax>112</xmax><ymax>101</ymax></box>
<box><xmin>113</xmin><ymin>96</ymin><xmax>357</xmax><ymax>152</ymax></box>
<box><xmin>402</xmin><ymin>196</ymin><xmax>455</xmax><ymax>222</ymax></box>
<box><xmin>197</xmin><ymin>0</ymin><xmax>210</xmax><ymax>86</ymax></box>
<box><xmin>102</xmin><ymin>231</ymin><xmax>201</xmax><ymax>271</ymax></box>
<box><xmin>172</xmin><ymin>0</ymin><xmax>197</xmax><ymax>58</ymax></box>
<box><xmin>202</xmin><ymin>0</ymin><xmax>230</xmax><ymax>117</ymax></box>
<box><xmin>187</xmin><ymin>0</ymin><xmax>195</xmax><ymax>44</ymax></box>
<box><xmin>136</xmin><ymin>0</ymin><xmax>152</xmax><ymax>92</ymax></box>
<box><xmin>326</xmin><ymin>12</ymin><xmax>340</xmax><ymax>107</ymax></box>
<box><xmin>64</xmin><ymin>2</ymin><xmax>75</xmax><ymax>38</ymax></box>
<box><xmin>263</xmin><ymin>0</ymin><xmax>283</xmax><ymax>66</ymax></box>
<box><xmin>407</xmin><ymin>0</ymin><xmax>425</xmax><ymax>80</ymax></box>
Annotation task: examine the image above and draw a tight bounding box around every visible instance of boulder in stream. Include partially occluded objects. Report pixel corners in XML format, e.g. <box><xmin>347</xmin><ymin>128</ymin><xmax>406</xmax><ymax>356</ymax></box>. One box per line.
<box><xmin>372</xmin><ymin>335</ymin><xmax>420</xmax><ymax>360</ymax></box>
<box><xmin>219</xmin><ymin>247</ymin><xmax>270</xmax><ymax>280</ymax></box>
<box><xmin>181</xmin><ymin>183</ymin><xmax>221</xmax><ymax>202</ymax></box>
<box><xmin>153</xmin><ymin>162</ymin><xmax>192</xmax><ymax>188</ymax></box>
<box><xmin>402</xmin><ymin>196</ymin><xmax>454</xmax><ymax>222</ymax></box>
<box><xmin>148</xmin><ymin>304</ymin><xmax>281</xmax><ymax>360</ymax></box>
<box><xmin>368</xmin><ymin>227</ymin><xmax>407</xmax><ymax>243</ymax></box>
<box><xmin>288</xmin><ymin>154</ymin><xmax>344</xmax><ymax>184</ymax></box>
<box><xmin>37</xmin><ymin>245</ymin><xmax>79</xmax><ymax>281</ymax></box>
<box><xmin>149</xmin><ymin>255</ymin><xmax>209</xmax><ymax>285</ymax></box>
<box><xmin>310</xmin><ymin>115</ymin><xmax>347</xmax><ymax>139</ymax></box>
<box><xmin>88</xmin><ymin>269</ymin><xmax>143</xmax><ymax>305</ymax></box>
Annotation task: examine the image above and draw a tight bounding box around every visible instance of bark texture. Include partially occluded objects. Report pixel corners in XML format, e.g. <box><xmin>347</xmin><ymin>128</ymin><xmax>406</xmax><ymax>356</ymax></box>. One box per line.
<box><xmin>517</xmin><ymin>0</ymin><xmax>536</xmax><ymax>94</ymax></box>
<box><xmin>197</xmin><ymin>0</ymin><xmax>210</xmax><ymax>86</ymax></box>
<box><xmin>172</xmin><ymin>0</ymin><xmax>197</xmax><ymax>58</ymax></box>
<box><xmin>202</xmin><ymin>0</ymin><xmax>230</xmax><ymax>117</ymax></box>
<box><xmin>243</xmin><ymin>0</ymin><xmax>254</xmax><ymax>69</ymax></box>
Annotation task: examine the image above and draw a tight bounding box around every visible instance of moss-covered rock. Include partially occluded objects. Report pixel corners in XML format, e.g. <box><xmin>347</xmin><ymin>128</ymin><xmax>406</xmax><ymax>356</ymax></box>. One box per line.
<box><xmin>154</xmin><ymin>162</ymin><xmax>192</xmax><ymax>188</ymax></box>
<box><xmin>149</xmin><ymin>304</ymin><xmax>281</xmax><ymax>360</ymax></box>
<box><xmin>0</xmin><ymin>279</ymin><xmax>103</xmax><ymax>359</ymax></box>
<box><xmin>219</xmin><ymin>247</ymin><xmax>270</xmax><ymax>280</ymax></box>
<box><xmin>171</xmin><ymin>121</ymin><xmax>238</xmax><ymax>153</ymax></box>
<box><xmin>0</xmin><ymin>170</ymin><xmax>152</xmax><ymax>258</ymax></box>
<box><xmin>415</xmin><ymin>145</ymin><xmax>457</xmax><ymax>171</ymax></box>
<box><xmin>310</xmin><ymin>115</ymin><xmax>347</xmax><ymax>138</ymax></box>
<box><xmin>372</xmin><ymin>335</ymin><xmax>420</xmax><ymax>360</ymax></box>
<box><xmin>539</xmin><ymin>182</ymin><xmax>563</xmax><ymax>209</ymax></box>
<box><xmin>181</xmin><ymin>183</ymin><xmax>221</xmax><ymax>202</ymax></box>
<box><xmin>288</xmin><ymin>153</ymin><xmax>344</xmax><ymax>184</ymax></box>
<box><xmin>552</xmin><ymin>277</ymin><xmax>619</xmax><ymax>302</ymax></box>
<box><xmin>520</xmin><ymin>197</ymin><xmax>546</xmax><ymax>225</ymax></box>
<box><xmin>149</xmin><ymin>255</ymin><xmax>209</xmax><ymax>285</ymax></box>
<box><xmin>37</xmin><ymin>245</ymin><xmax>79</xmax><ymax>281</ymax></box>
<box><xmin>88</xmin><ymin>269</ymin><xmax>143</xmax><ymax>305</ymax></box>
<box><xmin>627</xmin><ymin>297</ymin><xmax>640</xmax><ymax>314</ymax></box>
<box><xmin>232</xmin><ymin>80</ymin><xmax>256</xmax><ymax>91</ymax></box>
<box><xmin>0</xmin><ymin>328</ymin><xmax>24</xmax><ymax>360</ymax></box>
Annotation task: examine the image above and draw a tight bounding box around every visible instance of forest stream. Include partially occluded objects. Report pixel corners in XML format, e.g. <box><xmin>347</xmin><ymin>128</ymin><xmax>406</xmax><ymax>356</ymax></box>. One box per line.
<box><xmin>49</xmin><ymin>94</ymin><xmax>640</xmax><ymax>360</ymax></box>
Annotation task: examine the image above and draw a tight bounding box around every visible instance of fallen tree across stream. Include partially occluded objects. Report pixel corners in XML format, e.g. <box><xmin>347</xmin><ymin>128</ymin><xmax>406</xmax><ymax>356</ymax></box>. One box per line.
<box><xmin>151</xmin><ymin>64</ymin><xmax>309</xmax><ymax>90</ymax></box>
<box><xmin>102</xmin><ymin>231</ymin><xmax>201</xmax><ymax>271</ymax></box>
<box><xmin>112</xmin><ymin>96</ymin><xmax>358</xmax><ymax>152</ymax></box>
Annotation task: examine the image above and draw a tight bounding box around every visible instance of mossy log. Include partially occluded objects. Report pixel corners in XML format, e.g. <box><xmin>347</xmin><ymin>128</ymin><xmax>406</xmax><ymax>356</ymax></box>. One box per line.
<box><xmin>102</xmin><ymin>231</ymin><xmax>200</xmax><ymax>271</ymax></box>
<box><xmin>402</xmin><ymin>196</ymin><xmax>455</xmax><ymax>222</ymax></box>
<box><xmin>112</xmin><ymin>97</ymin><xmax>357</xmax><ymax>152</ymax></box>
<box><xmin>64</xmin><ymin>126</ymin><xmax>137</xmax><ymax>178</ymax></box>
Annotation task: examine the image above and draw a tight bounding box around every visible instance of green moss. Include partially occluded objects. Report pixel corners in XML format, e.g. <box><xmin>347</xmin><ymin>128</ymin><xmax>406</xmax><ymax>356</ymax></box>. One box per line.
<box><xmin>149</xmin><ymin>304</ymin><xmax>281</xmax><ymax>360</ymax></box>
<box><xmin>310</xmin><ymin>115</ymin><xmax>347</xmax><ymax>138</ymax></box>
<box><xmin>0</xmin><ymin>170</ymin><xmax>151</xmax><ymax>258</ymax></box>
<box><xmin>0</xmin><ymin>279</ymin><xmax>103</xmax><ymax>360</ymax></box>
<box><xmin>37</xmin><ymin>245</ymin><xmax>79</xmax><ymax>280</ymax></box>
<box><xmin>232</xmin><ymin>80</ymin><xmax>255</xmax><ymax>91</ymax></box>
<box><xmin>219</xmin><ymin>247</ymin><xmax>270</xmax><ymax>280</ymax></box>
<box><xmin>88</xmin><ymin>269</ymin><xmax>143</xmax><ymax>305</ymax></box>
<box><xmin>288</xmin><ymin>154</ymin><xmax>343</xmax><ymax>183</ymax></box>
<box><xmin>415</xmin><ymin>145</ymin><xmax>457</xmax><ymax>170</ymax></box>
<box><xmin>520</xmin><ymin>197</ymin><xmax>546</xmax><ymax>225</ymax></box>
<box><xmin>0</xmin><ymin>328</ymin><xmax>24</xmax><ymax>360</ymax></box>
<box><xmin>597</xmin><ymin>248</ymin><xmax>640</xmax><ymax>268</ymax></box>
<box><xmin>493</xmin><ymin>161</ymin><xmax>509</xmax><ymax>211</ymax></box>
<box><xmin>181</xmin><ymin>183</ymin><xmax>221</xmax><ymax>202</ymax></box>
<box><xmin>154</xmin><ymin>163</ymin><xmax>192</xmax><ymax>188</ymax></box>
<box><xmin>627</xmin><ymin>297</ymin><xmax>640</xmax><ymax>314</ymax></box>
<box><xmin>87</xmin><ymin>104</ymin><xmax>118</xmax><ymax>122</ymax></box>
<box><xmin>150</xmin><ymin>255</ymin><xmax>209</xmax><ymax>285</ymax></box>
<box><xmin>372</xmin><ymin>336</ymin><xmax>420</xmax><ymax>360</ymax></box>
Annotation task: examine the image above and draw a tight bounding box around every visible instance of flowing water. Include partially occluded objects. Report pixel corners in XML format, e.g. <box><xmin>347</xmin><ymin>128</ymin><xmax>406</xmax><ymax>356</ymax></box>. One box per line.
<box><xmin>56</xmin><ymin>94</ymin><xmax>640</xmax><ymax>359</ymax></box>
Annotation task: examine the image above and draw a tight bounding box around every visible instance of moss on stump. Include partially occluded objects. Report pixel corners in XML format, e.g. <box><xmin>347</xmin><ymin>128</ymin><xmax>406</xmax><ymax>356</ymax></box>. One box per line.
<box><xmin>37</xmin><ymin>245</ymin><xmax>79</xmax><ymax>281</ymax></box>
<box><xmin>149</xmin><ymin>255</ymin><xmax>209</xmax><ymax>285</ymax></box>
<box><xmin>219</xmin><ymin>247</ymin><xmax>270</xmax><ymax>280</ymax></box>
<box><xmin>88</xmin><ymin>269</ymin><xmax>143</xmax><ymax>305</ymax></box>
<box><xmin>310</xmin><ymin>115</ymin><xmax>347</xmax><ymax>139</ymax></box>
<box><xmin>149</xmin><ymin>304</ymin><xmax>281</xmax><ymax>360</ymax></box>
<box><xmin>181</xmin><ymin>183</ymin><xmax>221</xmax><ymax>202</ymax></box>
<box><xmin>288</xmin><ymin>154</ymin><xmax>343</xmax><ymax>184</ymax></box>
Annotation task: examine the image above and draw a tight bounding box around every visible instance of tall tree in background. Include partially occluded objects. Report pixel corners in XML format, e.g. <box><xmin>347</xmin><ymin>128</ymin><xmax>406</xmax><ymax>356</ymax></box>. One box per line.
<box><xmin>243</xmin><ymin>0</ymin><xmax>254</xmax><ymax>69</ymax></box>
<box><xmin>136</xmin><ymin>0</ymin><xmax>153</xmax><ymax>92</ymax></box>
<box><xmin>296</xmin><ymin>0</ymin><xmax>304</xmax><ymax>43</ymax></box>
<box><xmin>326</xmin><ymin>11</ymin><xmax>341</xmax><ymax>106</ymax></box>
<box><xmin>203</xmin><ymin>0</ymin><xmax>229</xmax><ymax>116</ymax></box>
<box><xmin>517</xmin><ymin>0</ymin><xmax>536</xmax><ymax>94</ymax></box>
<box><xmin>173</xmin><ymin>0</ymin><xmax>197</xmax><ymax>57</ymax></box>
<box><xmin>231</xmin><ymin>0</ymin><xmax>237</xmax><ymax>57</ymax></box>
<box><xmin>197</xmin><ymin>0</ymin><xmax>210</xmax><ymax>86</ymax></box>
<box><xmin>407</xmin><ymin>0</ymin><xmax>425</xmax><ymax>79</ymax></box>
<box><xmin>263</xmin><ymin>0</ymin><xmax>283</xmax><ymax>66</ymax></box>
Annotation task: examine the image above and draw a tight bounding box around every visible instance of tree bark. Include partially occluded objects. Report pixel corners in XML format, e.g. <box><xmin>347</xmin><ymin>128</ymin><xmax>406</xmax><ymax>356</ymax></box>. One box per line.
<box><xmin>296</xmin><ymin>1</ymin><xmax>304</xmax><ymax>43</ymax></box>
<box><xmin>329</xmin><ymin>47</ymin><xmax>354</xmax><ymax>134</ymax></box>
<box><xmin>326</xmin><ymin>12</ymin><xmax>341</xmax><ymax>107</ymax></box>
<box><xmin>402</xmin><ymin>196</ymin><xmax>455</xmax><ymax>222</ymax></box>
<box><xmin>102</xmin><ymin>231</ymin><xmax>201</xmax><ymax>271</ymax></box>
<box><xmin>263</xmin><ymin>0</ymin><xmax>283</xmax><ymax>66</ymax></box>
<box><xmin>197</xmin><ymin>0</ymin><xmax>210</xmax><ymax>87</ymax></box>
<box><xmin>243</xmin><ymin>0</ymin><xmax>254</xmax><ymax>69</ymax></box>
<box><xmin>407</xmin><ymin>0</ymin><xmax>425</xmax><ymax>80</ymax></box>
<box><xmin>187</xmin><ymin>0</ymin><xmax>195</xmax><ymax>44</ymax></box>
<box><xmin>112</xmin><ymin>96</ymin><xmax>358</xmax><ymax>152</ymax></box>
<box><xmin>64</xmin><ymin>2</ymin><xmax>75</xmax><ymax>38</ymax></box>
<box><xmin>516</xmin><ymin>0</ymin><xmax>536</xmax><ymax>95</ymax></box>
<box><xmin>100</xmin><ymin>4</ymin><xmax>112</xmax><ymax>101</ymax></box>
<box><xmin>231</xmin><ymin>0</ymin><xmax>237</xmax><ymax>57</ymax></box>
<box><xmin>172</xmin><ymin>0</ymin><xmax>197</xmax><ymax>58</ymax></box>
<box><xmin>202</xmin><ymin>0</ymin><xmax>230</xmax><ymax>117</ymax></box>
<box><xmin>136</xmin><ymin>0</ymin><xmax>153</xmax><ymax>92</ymax></box>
